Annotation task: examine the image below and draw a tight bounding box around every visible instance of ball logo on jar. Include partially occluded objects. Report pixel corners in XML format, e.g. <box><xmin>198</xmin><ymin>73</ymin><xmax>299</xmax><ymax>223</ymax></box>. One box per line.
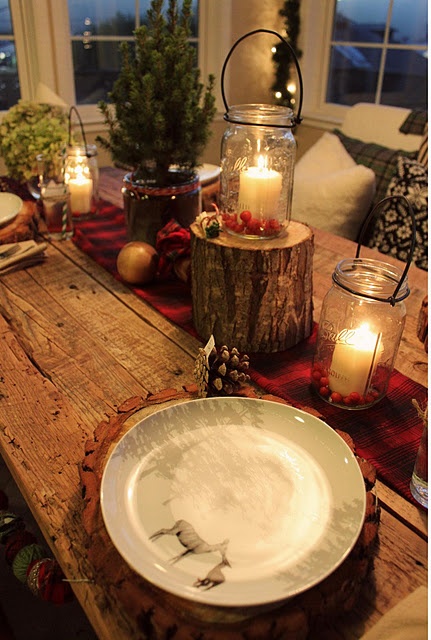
<box><xmin>233</xmin><ymin>156</ymin><xmax>248</xmax><ymax>172</ymax></box>
<box><xmin>321</xmin><ymin>321</ymin><xmax>357</xmax><ymax>345</ymax></box>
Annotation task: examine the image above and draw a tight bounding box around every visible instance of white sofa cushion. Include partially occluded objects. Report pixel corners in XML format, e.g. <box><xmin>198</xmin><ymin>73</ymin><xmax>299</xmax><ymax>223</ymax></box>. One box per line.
<box><xmin>292</xmin><ymin>132</ymin><xmax>376</xmax><ymax>240</ymax></box>
<box><xmin>340</xmin><ymin>102</ymin><xmax>421</xmax><ymax>152</ymax></box>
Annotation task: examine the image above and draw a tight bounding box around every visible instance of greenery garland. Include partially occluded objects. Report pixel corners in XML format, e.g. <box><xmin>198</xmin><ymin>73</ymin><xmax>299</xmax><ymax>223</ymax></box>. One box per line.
<box><xmin>271</xmin><ymin>0</ymin><xmax>302</xmax><ymax>109</ymax></box>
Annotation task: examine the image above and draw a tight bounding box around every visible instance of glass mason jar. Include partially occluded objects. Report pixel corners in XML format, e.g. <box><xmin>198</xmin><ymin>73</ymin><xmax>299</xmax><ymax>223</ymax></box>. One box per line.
<box><xmin>312</xmin><ymin>258</ymin><xmax>409</xmax><ymax>409</ymax></box>
<box><xmin>64</xmin><ymin>144</ymin><xmax>99</xmax><ymax>217</ymax></box>
<box><xmin>220</xmin><ymin>104</ymin><xmax>296</xmax><ymax>239</ymax></box>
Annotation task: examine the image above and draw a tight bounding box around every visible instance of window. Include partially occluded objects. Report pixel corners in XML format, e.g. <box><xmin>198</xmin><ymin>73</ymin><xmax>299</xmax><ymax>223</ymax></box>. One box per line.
<box><xmin>3</xmin><ymin>0</ymin><xmax>230</xmax><ymax>119</ymax></box>
<box><xmin>68</xmin><ymin>0</ymin><xmax>199</xmax><ymax>105</ymax></box>
<box><xmin>0</xmin><ymin>0</ymin><xmax>19</xmax><ymax>110</ymax></box>
<box><xmin>301</xmin><ymin>0</ymin><xmax>428</xmax><ymax>126</ymax></box>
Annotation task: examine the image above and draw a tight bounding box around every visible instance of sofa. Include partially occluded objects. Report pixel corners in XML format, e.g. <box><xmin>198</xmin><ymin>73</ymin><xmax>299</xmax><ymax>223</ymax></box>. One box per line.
<box><xmin>292</xmin><ymin>103</ymin><xmax>428</xmax><ymax>270</ymax></box>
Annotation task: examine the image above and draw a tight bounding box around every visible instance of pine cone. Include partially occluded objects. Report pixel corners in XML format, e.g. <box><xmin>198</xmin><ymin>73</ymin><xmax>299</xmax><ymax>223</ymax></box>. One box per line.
<box><xmin>194</xmin><ymin>344</ymin><xmax>250</xmax><ymax>397</ymax></box>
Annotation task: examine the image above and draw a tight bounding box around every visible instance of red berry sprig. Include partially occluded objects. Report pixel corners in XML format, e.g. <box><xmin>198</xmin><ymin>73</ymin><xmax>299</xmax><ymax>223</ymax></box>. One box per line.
<box><xmin>222</xmin><ymin>211</ymin><xmax>281</xmax><ymax>238</ymax></box>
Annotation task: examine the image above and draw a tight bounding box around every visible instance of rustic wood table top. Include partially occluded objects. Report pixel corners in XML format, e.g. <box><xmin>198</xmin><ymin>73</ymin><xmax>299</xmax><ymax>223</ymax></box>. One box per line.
<box><xmin>0</xmin><ymin>167</ymin><xmax>427</xmax><ymax>639</ymax></box>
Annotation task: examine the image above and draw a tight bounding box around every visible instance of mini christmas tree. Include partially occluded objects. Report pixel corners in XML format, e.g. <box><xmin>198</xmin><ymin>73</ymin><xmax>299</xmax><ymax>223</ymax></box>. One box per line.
<box><xmin>97</xmin><ymin>0</ymin><xmax>216</xmax><ymax>185</ymax></box>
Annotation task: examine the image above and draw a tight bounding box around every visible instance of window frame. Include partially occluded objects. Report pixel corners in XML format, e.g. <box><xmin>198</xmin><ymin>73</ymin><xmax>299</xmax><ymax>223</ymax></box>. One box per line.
<box><xmin>6</xmin><ymin>0</ymin><xmax>232</xmax><ymax>125</ymax></box>
<box><xmin>300</xmin><ymin>0</ymin><xmax>428</xmax><ymax>129</ymax></box>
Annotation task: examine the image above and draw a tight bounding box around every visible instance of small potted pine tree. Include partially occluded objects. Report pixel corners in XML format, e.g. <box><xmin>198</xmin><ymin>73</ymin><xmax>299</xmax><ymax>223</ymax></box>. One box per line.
<box><xmin>97</xmin><ymin>0</ymin><xmax>216</xmax><ymax>246</ymax></box>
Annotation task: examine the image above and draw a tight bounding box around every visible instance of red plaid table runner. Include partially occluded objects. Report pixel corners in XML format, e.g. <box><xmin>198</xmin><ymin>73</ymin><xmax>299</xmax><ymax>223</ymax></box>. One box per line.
<box><xmin>73</xmin><ymin>202</ymin><xmax>427</xmax><ymax>506</ymax></box>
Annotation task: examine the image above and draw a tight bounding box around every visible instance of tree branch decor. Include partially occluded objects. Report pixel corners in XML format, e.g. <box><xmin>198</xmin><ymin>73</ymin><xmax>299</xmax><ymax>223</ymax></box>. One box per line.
<box><xmin>97</xmin><ymin>0</ymin><xmax>216</xmax><ymax>186</ymax></box>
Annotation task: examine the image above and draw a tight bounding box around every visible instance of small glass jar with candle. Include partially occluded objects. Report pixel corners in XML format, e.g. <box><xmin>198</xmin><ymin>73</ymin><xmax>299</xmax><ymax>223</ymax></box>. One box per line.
<box><xmin>312</xmin><ymin>258</ymin><xmax>410</xmax><ymax>409</ymax></box>
<box><xmin>220</xmin><ymin>104</ymin><xmax>296</xmax><ymax>239</ymax></box>
<box><xmin>218</xmin><ymin>29</ymin><xmax>302</xmax><ymax>240</ymax></box>
<box><xmin>64</xmin><ymin>144</ymin><xmax>99</xmax><ymax>217</ymax></box>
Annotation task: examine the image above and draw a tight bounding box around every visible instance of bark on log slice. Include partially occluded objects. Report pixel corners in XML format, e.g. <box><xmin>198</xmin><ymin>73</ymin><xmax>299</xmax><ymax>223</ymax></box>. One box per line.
<box><xmin>79</xmin><ymin>385</ymin><xmax>380</xmax><ymax>640</ymax></box>
<box><xmin>190</xmin><ymin>221</ymin><xmax>314</xmax><ymax>353</ymax></box>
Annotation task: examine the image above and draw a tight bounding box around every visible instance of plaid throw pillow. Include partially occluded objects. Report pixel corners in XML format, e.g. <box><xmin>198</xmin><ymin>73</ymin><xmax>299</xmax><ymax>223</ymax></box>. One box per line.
<box><xmin>333</xmin><ymin>129</ymin><xmax>418</xmax><ymax>207</ymax></box>
<box><xmin>399</xmin><ymin>109</ymin><xmax>428</xmax><ymax>136</ymax></box>
<box><xmin>369</xmin><ymin>156</ymin><xmax>428</xmax><ymax>271</ymax></box>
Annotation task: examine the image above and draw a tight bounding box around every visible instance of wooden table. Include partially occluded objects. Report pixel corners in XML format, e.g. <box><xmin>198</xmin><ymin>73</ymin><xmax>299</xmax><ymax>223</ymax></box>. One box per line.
<box><xmin>0</xmin><ymin>168</ymin><xmax>427</xmax><ymax>639</ymax></box>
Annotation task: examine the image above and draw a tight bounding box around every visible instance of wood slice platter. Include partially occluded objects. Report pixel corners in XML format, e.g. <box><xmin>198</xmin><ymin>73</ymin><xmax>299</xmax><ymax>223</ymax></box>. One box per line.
<box><xmin>79</xmin><ymin>385</ymin><xmax>380</xmax><ymax>640</ymax></box>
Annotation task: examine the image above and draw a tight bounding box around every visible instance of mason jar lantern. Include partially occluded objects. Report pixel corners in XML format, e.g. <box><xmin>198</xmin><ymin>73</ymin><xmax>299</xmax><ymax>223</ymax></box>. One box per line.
<box><xmin>65</xmin><ymin>107</ymin><xmax>99</xmax><ymax>217</ymax></box>
<box><xmin>219</xmin><ymin>30</ymin><xmax>303</xmax><ymax>240</ymax></box>
<box><xmin>312</xmin><ymin>196</ymin><xmax>416</xmax><ymax>409</ymax></box>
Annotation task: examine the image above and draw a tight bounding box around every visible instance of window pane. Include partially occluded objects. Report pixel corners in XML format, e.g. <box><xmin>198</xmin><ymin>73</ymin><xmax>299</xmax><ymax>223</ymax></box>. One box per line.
<box><xmin>0</xmin><ymin>40</ymin><xmax>19</xmax><ymax>110</ymax></box>
<box><xmin>326</xmin><ymin>45</ymin><xmax>381</xmax><ymax>105</ymax></box>
<box><xmin>69</xmin><ymin>1</ymin><xmax>198</xmax><ymax>37</ymax></box>
<box><xmin>69</xmin><ymin>0</ymin><xmax>200</xmax><ymax>104</ymax></box>
<box><xmin>69</xmin><ymin>1</ymin><xmax>135</xmax><ymax>36</ymax></box>
<box><xmin>72</xmin><ymin>40</ymin><xmax>123</xmax><ymax>104</ymax></box>
<box><xmin>333</xmin><ymin>0</ymin><xmax>390</xmax><ymax>42</ymax></box>
<box><xmin>0</xmin><ymin>0</ymin><xmax>12</xmax><ymax>35</ymax></box>
<box><xmin>390</xmin><ymin>0</ymin><xmax>428</xmax><ymax>45</ymax></box>
<box><xmin>382</xmin><ymin>49</ymin><xmax>428</xmax><ymax>109</ymax></box>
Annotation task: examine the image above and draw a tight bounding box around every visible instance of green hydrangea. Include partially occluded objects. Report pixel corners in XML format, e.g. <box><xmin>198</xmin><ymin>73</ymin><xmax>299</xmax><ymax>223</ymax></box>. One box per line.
<box><xmin>0</xmin><ymin>100</ymin><xmax>69</xmax><ymax>183</ymax></box>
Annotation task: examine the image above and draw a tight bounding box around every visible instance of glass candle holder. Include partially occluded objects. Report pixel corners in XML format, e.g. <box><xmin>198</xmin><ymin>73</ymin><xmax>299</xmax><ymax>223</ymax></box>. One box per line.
<box><xmin>311</xmin><ymin>258</ymin><xmax>410</xmax><ymax>409</ymax></box>
<box><xmin>219</xmin><ymin>29</ymin><xmax>303</xmax><ymax>240</ymax></box>
<box><xmin>312</xmin><ymin>258</ymin><xmax>410</xmax><ymax>409</ymax></box>
<box><xmin>313</xmin><ymin>194</ymin><xmax>416</xmax><ymax>410</ymax></box>
<box><xmin>64</xmin><ymin>144</ymin><xmax>99</xmax><ymax>217</ymax></box>
<box><xmin>220</xmin><ymin>104</ymin><xmax>296</xmax><ymax>239</ymax></box>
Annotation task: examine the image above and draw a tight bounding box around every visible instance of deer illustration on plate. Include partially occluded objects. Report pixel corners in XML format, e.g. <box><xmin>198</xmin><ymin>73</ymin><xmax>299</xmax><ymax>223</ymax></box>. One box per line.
<box><xmin>149</xmin><ymin>519</ymin><xmax>231</xmax><ymax>589</ymax></box>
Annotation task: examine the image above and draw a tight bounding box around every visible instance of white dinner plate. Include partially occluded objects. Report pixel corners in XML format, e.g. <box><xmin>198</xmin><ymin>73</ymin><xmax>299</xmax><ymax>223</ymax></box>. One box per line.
<box><xmin>101</xmin><ymin>397</ymin><xmax>366</xmax><ymax>607</ymax></box>
<box><xmin>0</xmin><ymin>192</ymin><xmax>23</xmax><ymax>227</ymax></box>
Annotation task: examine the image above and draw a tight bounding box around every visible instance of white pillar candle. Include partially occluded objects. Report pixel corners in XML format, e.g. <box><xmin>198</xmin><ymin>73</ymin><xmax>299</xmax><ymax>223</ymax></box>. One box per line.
<box><xmin>328</xmin><ymin>324</ymin><xmax>382</xmax><ymax>397</ymax></box>
<box><xmin>238</xmin><ymin>156</ymin><xmax>282</xmax><ymax>220</ymax></box>
<box><xmin>68</xmin><ymin>175</ymin><xmax>93</xmax><ymax>214</ymax></box>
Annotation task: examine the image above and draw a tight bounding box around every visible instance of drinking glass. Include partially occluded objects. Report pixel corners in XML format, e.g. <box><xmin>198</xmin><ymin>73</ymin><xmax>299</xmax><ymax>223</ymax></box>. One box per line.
<box><xmin>38</xmin><ymin>153</ymin><xmax>73</xmax><ymax>240</ymax></box>
<box><xmin>410</xmin><ymin>423</ymin><xmax>428</xmax><ymax>509</ymax></box>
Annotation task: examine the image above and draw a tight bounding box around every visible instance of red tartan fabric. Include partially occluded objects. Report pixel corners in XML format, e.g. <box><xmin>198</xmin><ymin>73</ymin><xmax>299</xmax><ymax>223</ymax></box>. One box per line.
<box><xmin>73</xmin><ymin>202</ymin><xmax>428</xmax><ymax>507</ymax></box>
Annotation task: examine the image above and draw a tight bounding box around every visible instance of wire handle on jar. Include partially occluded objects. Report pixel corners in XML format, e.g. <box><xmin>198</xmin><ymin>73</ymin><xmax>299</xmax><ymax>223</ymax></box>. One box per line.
<box><xmin>68</xmin><ymin>106</ymin><xmax>91</xmax><ymax>157</ymax></box>
<box><xmin>221</xmin><ymin>29</ymin><xmax>303</xmax><ymax>128</ymax></box>
<box><xmin>354</xmin><ymin>195</ymin><xmax>416</xmax><ymax>305</ymax></box>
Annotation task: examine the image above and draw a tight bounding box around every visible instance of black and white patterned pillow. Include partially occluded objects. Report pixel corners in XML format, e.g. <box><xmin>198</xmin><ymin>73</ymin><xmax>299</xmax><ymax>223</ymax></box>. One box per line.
<box><xmin>369</xmin><ymin>156</ymin><xmax>428</xmax><ymax>271</ymax></box>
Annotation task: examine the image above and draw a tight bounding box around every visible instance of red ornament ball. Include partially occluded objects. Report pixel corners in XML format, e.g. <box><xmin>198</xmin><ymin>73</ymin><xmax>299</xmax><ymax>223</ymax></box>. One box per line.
<box><xmin>27</xmin><ymin>558</ymin><xmax>74</xmax><ymax>604</ymax></box>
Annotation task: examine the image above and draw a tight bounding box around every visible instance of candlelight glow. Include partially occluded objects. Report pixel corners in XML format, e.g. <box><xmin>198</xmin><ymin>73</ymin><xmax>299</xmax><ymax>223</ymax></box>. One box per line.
<box><xmin>328</xmin><ymin>323</ymin><xmax>383</xmax><ymax>397</ymax></box>
<box><xmin>237</xmin><ymin>155</ymin><xmax>283</xmax><ymax>220</ymax></box>
<box><xmin>65</xmin><ymin>154</ymin><xmax>93</xmax><ymax>214</ymax></box>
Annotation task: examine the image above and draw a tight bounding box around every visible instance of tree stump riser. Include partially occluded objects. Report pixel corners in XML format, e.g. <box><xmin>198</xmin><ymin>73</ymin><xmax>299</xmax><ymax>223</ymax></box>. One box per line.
<box><xmin>191</xmin><ymin>221</ymin><xmax>314</xmax><ymax>352</ymax></box>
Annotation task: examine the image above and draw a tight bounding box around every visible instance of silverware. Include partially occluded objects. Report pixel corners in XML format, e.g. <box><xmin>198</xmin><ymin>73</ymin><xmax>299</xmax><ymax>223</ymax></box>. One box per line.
<box><xmin>0</xmin><ymin>244</ymin><xmax>19</xmax><ymax>260</ymax></box>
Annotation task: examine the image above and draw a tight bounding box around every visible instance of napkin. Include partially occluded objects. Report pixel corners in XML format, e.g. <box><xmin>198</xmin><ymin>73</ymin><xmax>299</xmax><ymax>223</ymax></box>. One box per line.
<box><xmin>0</xmin><ymin>240</ymin><xmax>47</xmax><ymax>275</ymax></box>
<box><xmin>360</xmin><ymin>586</ymin><xmax>428</xmax><ymax>640</ymax></box>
